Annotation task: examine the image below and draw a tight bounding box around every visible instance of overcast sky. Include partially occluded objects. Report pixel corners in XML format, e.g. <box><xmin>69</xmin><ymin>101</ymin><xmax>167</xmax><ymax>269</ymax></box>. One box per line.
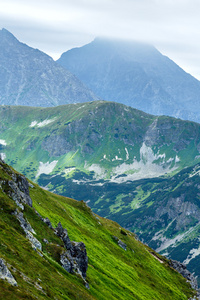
<box><xmin>1</xmin><ymin>0</ymin><xmax>200</xmax><ymax>79</ymax></box>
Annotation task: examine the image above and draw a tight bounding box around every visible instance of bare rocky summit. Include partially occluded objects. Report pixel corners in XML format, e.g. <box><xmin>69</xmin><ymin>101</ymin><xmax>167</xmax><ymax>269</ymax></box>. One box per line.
<box><xmin>57</xmin><ymin>37</ymin><xmax>200</xmax><ymax>122</ymax></box>
<box><xmin>0</xmin><ymin>28</ymin><xmax>98</xmax><ymax>107</ymax></box>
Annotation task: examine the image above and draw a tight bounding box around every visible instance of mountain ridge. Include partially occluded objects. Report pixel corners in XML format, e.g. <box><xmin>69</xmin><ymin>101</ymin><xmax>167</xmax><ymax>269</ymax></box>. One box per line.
<box><xmin>0</xmin><ymin>28</ymin><xmax>98</xmax><ymax>107</ymax></box>
<box><xmin>0</xmin><ymin>101</ymin><xmax>200</xmax><ymax>183</ymax></box>
<box><xmin>57</xmin><ymin>37</ymin><xmax>200</xmax><ymax>122</ymax></box>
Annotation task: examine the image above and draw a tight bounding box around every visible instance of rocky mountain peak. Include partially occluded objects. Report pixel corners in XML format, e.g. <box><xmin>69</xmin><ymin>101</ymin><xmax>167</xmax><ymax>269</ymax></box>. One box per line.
<box><xmin>0</xmin><ymin>28</ymin><xmax>18</xmax><ymax>42</ymax></box>
<box><xmin>57</xmin><ymin>37</ymin><xmax>200</xmax><ymax>122</ymax></box>
<box><xmin>0</xmin><ymin>29</ymin><xmax>98</xmax><ymax>106</ymax></box>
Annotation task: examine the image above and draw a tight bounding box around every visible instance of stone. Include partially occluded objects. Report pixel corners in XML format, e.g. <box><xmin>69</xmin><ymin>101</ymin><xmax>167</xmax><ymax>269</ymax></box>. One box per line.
<box><xmin>14</xmin><ymin>211</ymin><xmax>34</xmax><ymax>233</ymax></box>
<box><xmin>70</xmin><ymin>241</ymin><xmax>88</xmax><ymax>279</ymax></box>
<box><xmin>112</xmin><ymin>236</ymin><xmax>127</xmax><ymax>250</ymax></box>
<box><xmin>118</xmin><ymin>240</ymin><xmax>127</xmax><ymax>251</ymax></box>
<box><xmin>0</xmin><ymin>259</ymin><xmax>17</xmax><ymax>286</ymax></box>
<box><xmin>84</xmin><ymin>281</ymin><xmax>90</xmax><ymax>289</ymax></box>
<box><xmin>5</xmin><ymin>173</ymin><xmax>32</xmax><ymax>208</ymax></box>
<box><xmin>56</xmin><ymin>222</ymin><xmax>88</xmax><ymax>281</ymax></box>
<box><xmin>43</xmin><ymin>239</ymin><xmax>49</xmax><ymax>244</ymax></box>
<box><xmin>169</xmin><ymin>259</ymin><xmax>199</xmax><ymax>291</ymax></box>
<box><xmin>26</xmin><ymin>232</ymin><xmax>42</xmax><ymax>251</ymax></box>
<box><xmin>55</xmin><ymin>222</ymin><xmax>72</xmax><ymax>250</ymax></box>
<box><xmin>14</xmin><ymin>210</ymin><xmax>42</xmax><ymax>251</ymax></box>
<box><xmin>60</xmin><ymin>253</ymin><xmax>73</xmax><ymax>273</ymax></box>
<box><xmin>42</xmin><ymin>217</ymin><xmax>53</xmax><ymax>229</ymax></box>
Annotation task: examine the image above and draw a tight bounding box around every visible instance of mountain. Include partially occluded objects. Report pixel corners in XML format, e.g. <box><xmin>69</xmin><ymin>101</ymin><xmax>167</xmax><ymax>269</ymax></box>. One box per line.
<box><xmin>2</xmin><ymin>100</ymin><xmax>200</xmax><ymax>285</ymax></box>
<box><xmin>0</xmin><ymin>28</ymin><xmax>97</xmax><ymax>106</ymax></box>
<box><xmin>0</xmin><ymin>158</ymin><xmax>197</xmax><ymax>299</ymax></box>
<box><xmin>57</xmin><ymin>37</ymin><xmax>200</xmax><ymax>122</ymax></box>
<box><xmin>0</xmin><ymin>101</ymin><xmax>200</xmax><ymax>183</ymax></box>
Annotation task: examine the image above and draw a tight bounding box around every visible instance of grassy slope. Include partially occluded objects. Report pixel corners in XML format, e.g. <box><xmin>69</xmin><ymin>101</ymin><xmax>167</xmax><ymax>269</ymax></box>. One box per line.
<box><xmin>1</xmin><ymin>101</ymin><xmax>200</xmax><ymax>183</ymax></box>
<box><xmin>37</xmin><ymin>165</ymin><xmax>200</xmax><ymax>284</ymax></box>
<box><xmin>0</xmin><ymin>161</ymin><xmax>196</xmax><ymax>299</ymax></box>
<box><xmin>0</xmin><ymin>101</ymin><xmax>152</xmax><ymax>177</ymax></box>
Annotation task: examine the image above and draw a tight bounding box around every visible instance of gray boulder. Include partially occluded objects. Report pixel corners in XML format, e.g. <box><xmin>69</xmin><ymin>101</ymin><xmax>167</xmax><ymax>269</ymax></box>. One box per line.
<box><xmin>113</xmin><ymin>236</ymin><xmax>127</xmax><ymax>251</ymax></box>
<box><xmin>0</xmin><ymin>259</ymin><xmax>17</xmax><ymax>286</ymax></box>
<box><xmin>42</xmin><ymin>217</ymin><xmax>53</xmax><ymax>229</ymax></box>
<box><xmin>14</xmin><ymin>210</ymin><xmax>42</xmax><ymax>251</ymax></box>
<box><xmin>4</xmin><ymin>173</ymin><xmax>32</xmax><ymax>208</ymax></box>
<box><xmin>55</xmin><ymin>222</ymin><xmax>88</xmax><ymax>280</ymax></box>
<box><xmin>70</xmin><ymin>241</ymin><xmax>88</xmax><ymax>279</ymax></box>
<box><xmin>55</xmin><ymin>222</ymin><xmax>72</xmax><ymax>250</ymax></box>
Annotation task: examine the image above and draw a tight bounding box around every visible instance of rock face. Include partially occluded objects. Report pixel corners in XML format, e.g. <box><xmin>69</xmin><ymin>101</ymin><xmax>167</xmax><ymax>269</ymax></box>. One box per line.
<box><xmin>14</xmin><ymin>210</ymin><xmax>42</xmax><ymax>251</ymax></box>
<box><xmin>0</xmin><ymin>259</ymin><xmax>17</xmax><ymax>286</ymax></box>
<box><xmin>55</xmin><ymin>222</ymin><xmax>88</xmax><ymax>280</ymax></box>
<box><xmin>57</xmin><ymin>37</ymin><xmax>200</xmax><ymax>123</ymax></box>
<box><xmin>1</xmin><ymin>169</ymin><xmax>32</xmax><ymax>209</ymax></box>
<box><xmin>0</xmin><ymin>28</ymin><xmax>98</xmax><ymax>107</ymax></box>
<box><xmin>8</xmin><ymin>174</ymin><xmax>32</xmax><ymax>208</ymax></box>
<box><xmin>56</xmin><ymin>222</ymin><xmax>72</xmax><ymax>250</ymax></box>
<box><xmin>42</xmin><ymin>217</ymin><xmax>53</xmax><ymax>229</ymax></box>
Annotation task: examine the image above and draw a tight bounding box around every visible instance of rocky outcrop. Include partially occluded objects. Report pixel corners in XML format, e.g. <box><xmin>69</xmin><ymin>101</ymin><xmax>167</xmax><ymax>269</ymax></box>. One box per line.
<box><xmin>42</xmin><ymin>217</ymin><xmax>53</xmax><ymax>229</ymax></box>
<box><xmin>0</xmin><ymin>259</ymin><xmax>17</xmax><ymax>286</ymax></box>
<box><xmin>55</xmin><ymin>222</ymin><xmax>88</xmax><ymax>285</ymax></box>
<box><xmin>113</xmin><ymin>236</ymin><xmax>127</xmax><ymax>251</ymax></box>
<box><xmin>14</xmin><ymin>210</ymin><xmax>42</xmax><ymax>251</ymax></box>
<box><xmin>55</xmin><ymin>222</ymin><xmax>72</xmax><ymax>250</ymax></box>
<box><xmin>60</xmin><ymin>242</ymin><xmax>88</xmax><ymax>279</ymax></box>
<box><xmin>169</xmin><ymin>259</ymin><xmax>199</xmax><ymax>292</ymax></box>
<box><xmin>1</xmin><ymin>170</ymin><xmax>32</xmax><ymax>209</ymax></box>
<box><xmin>42</xmin><ymin>135</ymin><xmax>73</xmax><ymax>157</ymax></box>
<box><xmin>0</xmin><ymin>159</ymin><xmax>89</xmax><ymax>287</ymax></box>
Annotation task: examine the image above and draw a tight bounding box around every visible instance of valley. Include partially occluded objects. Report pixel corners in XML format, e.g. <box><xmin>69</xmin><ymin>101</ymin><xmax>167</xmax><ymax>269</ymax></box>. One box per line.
<box><xmin>0</xmin><ymin>156</ymin><xmax>196</xmax><ymax>299</ymax></box>
<box><xmin>1</xmin><ymin>28</ymin><xmax>200</xmax><ymax>299</ymax></box>
<box><xmin>1</xmin><ymin>101</ymin><xmax>200</xmax><ymax>285</ymax></box>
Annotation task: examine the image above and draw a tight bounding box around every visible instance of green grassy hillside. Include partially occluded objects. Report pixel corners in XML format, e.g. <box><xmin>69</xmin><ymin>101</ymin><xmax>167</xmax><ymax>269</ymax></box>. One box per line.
<box><xmin>47</xmin><ymin>162</ymin><xmax>200</xmax><ymax>285</ymax></box>
<box><xmin>0</xmin><ymin>159</ymin><xmax>197</xmax><ymax>299</ymax></box>
<box><xmin>1</xmin><ymin>101</ymin><xmax>200</xmax><ymax>185</ymax></box>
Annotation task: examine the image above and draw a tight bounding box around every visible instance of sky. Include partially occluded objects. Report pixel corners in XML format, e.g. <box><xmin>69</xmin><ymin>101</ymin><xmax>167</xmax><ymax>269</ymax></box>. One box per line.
<box><xmin>1</xmin><ymin>0</ymin><xmax>200</xmax><ymax>79</ymax></box>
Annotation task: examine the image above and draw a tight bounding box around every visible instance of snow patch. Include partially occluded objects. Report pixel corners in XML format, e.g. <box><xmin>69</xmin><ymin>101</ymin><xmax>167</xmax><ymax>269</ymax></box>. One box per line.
<box><xmin>154</xmin><ymin>224</ymin><xmax>198</xmax><ymax>253</ymax></box>
<box><xmin>64</xmin><ymin>167</ymin><xmax>76</xmax><ymax>175</ymax></box>
<box><xmin>175</xmin><ymin>155</ymin><xmax>180</xmax><ymax>163</ymax></box>
<box><xmin>166</xmin><ymin>157</ymin><xmax>173</xmax><ymax>163</ymax></box>
<box><xmin>29</xmin><ymin>118</ymin><xmax>57</xmax><ymax>128</ymax></box>
<box><xmin>111</xmin><ymin>143</ymin><xmax>178</xmax><ymax>183</ymax></box>
<box><xmin>86</xmin><ymin>143</ymin><xmax>179</xmax><ymax>183</ymax></box>
<box><xmin>112</xmin><ymin>155</ymin><xmax>123</xmax><ymax>161</ymax></box>
<box><xmin>189</xmin><ymin>166</ymin><xmax>200</xmax><ymax>178</ymax></box>
<box><xmin>29</xmin><ymin>121</ymin><xmax>37</xmax><ymax>127</ymax></box>
<box><xmin>36</xmin><ymin>161</ymin><xmax>58</xmax><ymax>178</ymax></box>
<box><xmin>0</xmin><ymin>153</ymin><xmax>6</xmax><ymax>160</ymax></box>
<box><xmin>183</xmin><ymin>246</ymin><xmax>200</xmax><ymax>265</ymax></box>
<box><xmin>155</xmin><ymin>232</ymin><xmax>186</xmax><ymax>252</ymax></box>
<box><xmin>77</xmin><ymin>105</ymin><xmax>85</xmax><ymax>110</ymax></box>
<box><xmin>87</xmin><ymin>164</ymin><xmax>107</xmax><ymax>179</ymax></box>
<box><xmin>125</xmin><ymin>148</ymin><xmax>129</xmax><ymax>160</ymax></box>
<box><xmin>0</xmin><ymin>139</ymin><xmax>7</xmax><ymax>146</ymax></box>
